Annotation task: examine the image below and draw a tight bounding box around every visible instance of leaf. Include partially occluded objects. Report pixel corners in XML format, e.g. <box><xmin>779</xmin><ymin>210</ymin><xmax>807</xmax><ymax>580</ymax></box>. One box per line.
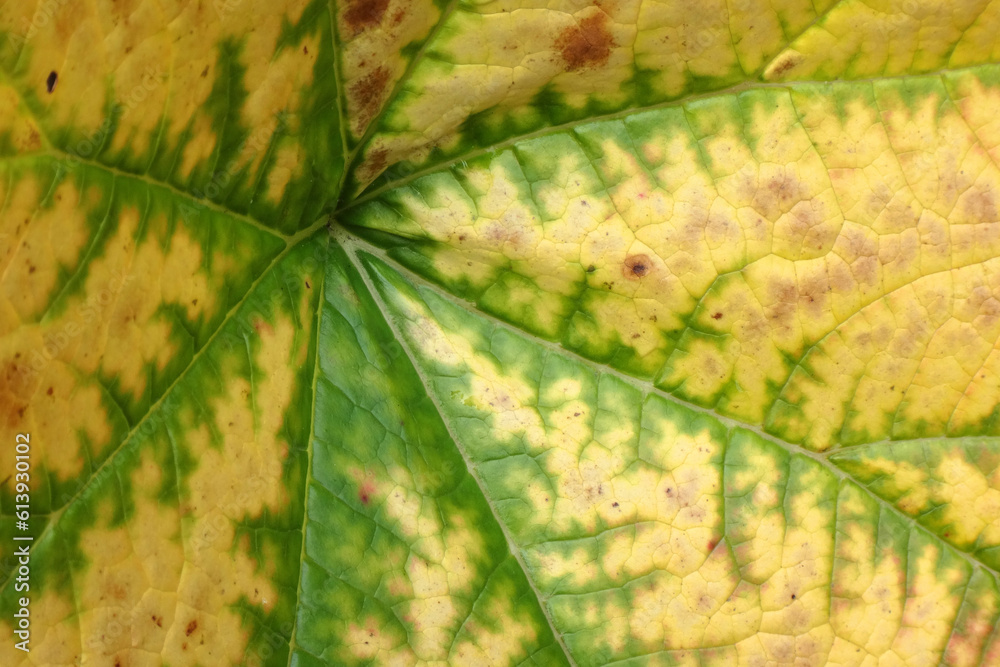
<box><xmin>2</xmin><ymin>1</ymin><xmax>1000</xmax><ymax>665</ymax></box>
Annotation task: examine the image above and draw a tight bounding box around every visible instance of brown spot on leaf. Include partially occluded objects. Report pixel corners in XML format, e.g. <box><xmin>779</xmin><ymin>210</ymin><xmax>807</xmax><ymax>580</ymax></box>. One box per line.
<box><xmin>351</xmin><ymin>66</ymin><xmax>391</xmax><ymax>128</ymax></box>
<box><xmin>768</xmin><ymin>54</ymin><xmax>800</xmax><ymax>79</ymax></box>
<box><xmin>712</xmin><ymin>312</ymin><xmax>723</xmax><ymax>320</ymax></box>
<box><xmin>344</xmin><ymin>0</ymin><xmax>390</xmax><ymax>33</ymax></box>
<box><xmin>623</xmin><ymin>254</ymin><xmax>651</xmax><ymax>279</ymax></box>
<box><xmin>363</xmin><ymin>148</ymin><xmax>390</xmax><ymax>182</ymax></box>
<box><xmin>186</xmin><ymin>620</ymin><xmax>198</xmax><ymax>636</ymax></box>
<box><xmin>556</xmin><ymin>13</ymin><xmax>613</xmax><ymax>71</ymax></box>
<box><xmin>46</xmin><ymin>71</ymin><xmax>57</xmax><ymax>93</ymax></box>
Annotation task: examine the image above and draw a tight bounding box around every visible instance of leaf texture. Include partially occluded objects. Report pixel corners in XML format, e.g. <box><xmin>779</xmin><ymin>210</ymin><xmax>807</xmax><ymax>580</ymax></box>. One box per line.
<box><xmin>2</xmin><ymin>0</ymin><xmax>1000</xmax><ymax>665</ymax></box>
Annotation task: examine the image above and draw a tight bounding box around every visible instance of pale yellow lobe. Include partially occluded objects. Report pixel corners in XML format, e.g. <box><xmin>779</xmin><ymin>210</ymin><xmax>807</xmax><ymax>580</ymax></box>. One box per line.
<box><xmin>371</xmin><ymin>73</ymin><xmax>1000</xmax><ymax>446</ymax></box>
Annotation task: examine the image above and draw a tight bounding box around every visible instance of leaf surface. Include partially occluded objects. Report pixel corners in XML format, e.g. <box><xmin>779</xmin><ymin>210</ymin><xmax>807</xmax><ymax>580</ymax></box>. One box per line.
<box><xmin>2</xmin><ymin>1</ymin><xmax>1000</xmax><ymax>665</ymax></box>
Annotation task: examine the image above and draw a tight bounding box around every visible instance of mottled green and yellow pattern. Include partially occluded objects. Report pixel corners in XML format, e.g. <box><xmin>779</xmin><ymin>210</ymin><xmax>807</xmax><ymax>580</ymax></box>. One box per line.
<box><xmin>2</xmin><ymin>0</ymin><xmax>1000</xmax><ymax>665</ymax></box>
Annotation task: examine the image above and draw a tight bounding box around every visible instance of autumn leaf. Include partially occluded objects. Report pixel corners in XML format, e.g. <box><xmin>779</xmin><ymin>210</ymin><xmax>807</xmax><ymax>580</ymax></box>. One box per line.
<box><xmin>2</xmin><ymin>0</ymin><xmax>1000</xmax><ymax>665</ymax></box>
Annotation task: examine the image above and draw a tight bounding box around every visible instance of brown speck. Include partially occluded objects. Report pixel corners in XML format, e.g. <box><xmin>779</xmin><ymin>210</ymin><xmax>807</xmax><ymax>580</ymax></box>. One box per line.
<box><xmin>303</xmin><ymin>45</ymin><xmax>309</xmax><ymax>54</ymax></box>
<box><xmin>305</xmin><ymin>280</ymin><xmax>312</xmax><ymax>289</ymax></box>
<box><xmin>612</xmin><ymin>501</ymin><xmax>619</xmax><ymax>507</ymax></box>
<box><xmin>623</xmin><ymin>254</ymin><xmax>651</xmax><ymax>279</ymax></box>
<box><xmin>791</xmin><ymin>593</ymin><xmax>797</xmax><ymax>600</ymax></box>
<box><xmin>712</xmin><ymin>312</ymin><xmax>723</xmax><ymax>320</ymax></box>
<box><xmin>586</xmin><ymin>265</ymin><xmax>596</xmax><ymax>273</ymax></box>
<box><xmin>46</xmin><ymin>71</ymin><xmax>57</xmax><ymax>93</ymax></box>
<box><xmin>200</xmin><ymin>65</ymin><xmax>209</xmax><ymax>78</ymax></box>
<box><xmin>186</xmin><ymin>620</ymin><xmax>198</xmax><ymax>636</ymax></box>
<box><xmin>556</xmin><ymin>13</ymin><xmax>613</xmax><ymax>71</ymax></box>
<box><xmin>364</xmin><ymin>148</ymin><xmax>389</xmax><ymax>181</ymax></box>
<box><xmin>769</xmin><ymin>55</ymin><xmax>799</xmax><ymax>78</ymax></box>
<box><xmin>344</xmin><ymin>0</ymin><xmax>390</xmax><ymax>33</ymax></box>
<box><xmin>47</xmin><ymin>386</ymin><xmax>53</xmax><ymax>396</ymax></box>
<box><xmin>191</xmin><ymin>298</ymin><xmax>198</xmax><ymax>306</ymax></box>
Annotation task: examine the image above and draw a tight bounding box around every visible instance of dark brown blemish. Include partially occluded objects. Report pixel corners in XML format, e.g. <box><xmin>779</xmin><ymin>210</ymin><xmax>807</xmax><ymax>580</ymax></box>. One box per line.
<box><xmin>186</xmin><ymin>620</ymin><xmax>198</xmax><ymax>636</ymax></box>
<box><xmin>586</xmin><ymin>265</ymin><xmax>596</xmax><ymax>273</ymax></box>
<box><xmin>46</xmin><ymin>71</ymin><xmax>57</xmax><ymax>93</ymax></box>
<box><xmin>305</xmin><ymin>279</ymin><xmax>312</xmax><ymax>289</ymax></box>
<box><xmin>351</xmin><ymin>67</ymin><xmax>390</xmax><ymax>124</ymax></box>
<box><xmin>556</xmin><ymin>13</ymin><xmax>613</xmax><ymax>71</ymax></box>
<box><xmin>200</xmin><ymin>65</ymin><xmax>209</xmax><ymax>78</ymax></box>
<box><xmin>361</xmin><ymin>147</ymin><xmax>390</xmax><ymax>183</ymax></box>
<box><xmin>151</xmin><ymin>614</ymin><xmax>162</xmax><ymax>627</ymax></box>
<box><xmin>46</xmin><ymin>386</ymin><xmax>53</xmax><ymax>396</ymax></box>
<box><xmin>623</xmin><ymin>254</ymin><xmax>651</xmax><ymax>279</ymax></box>
<box><xmin>769</xmin><ymin>54</ymin><xmax>799</xmax><ymax>79</ymax></box>
<box><xmin>303</xmin><ymin>45</ymin><xmax>309</xmax><ymax>55</ymax></box>
<box><xmin>711</xmin><ymin>312</ymin><xmax>723</xmax><ymax>320</ymax></box>
<box><xmin>612</xmin><ymin>501</ymin><xmax>619</xmax><ymax>507</ymax></box>
<box><xmin>344</xmin><ymin>0</ymin><xmax>390</xmax><ymax>33</ymax></box>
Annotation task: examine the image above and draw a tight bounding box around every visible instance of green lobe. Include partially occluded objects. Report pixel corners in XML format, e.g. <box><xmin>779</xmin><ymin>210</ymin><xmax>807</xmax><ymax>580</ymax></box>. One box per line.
<box><xmin>292</xmin><ymin>239</ymin><xmax>568</xmax><ymax>665</ymax></box>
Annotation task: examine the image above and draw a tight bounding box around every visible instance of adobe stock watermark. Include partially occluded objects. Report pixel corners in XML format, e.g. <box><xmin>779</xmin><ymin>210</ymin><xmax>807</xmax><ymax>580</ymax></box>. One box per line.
<box><xmin>213</xmin><ymin>0</ymin><xmax>245</xmax><ymax>20</ymax></box>
<box><xmin>179</xmin><ymin>111</ymin><xmax>295</xmax><ymax>222</ymax></box>
<box><xmin>17</xmin><ymin>270</ymin><xmax>134</xmax><ymax>383</ymax></box>
<box><xmin>5</xmin><ymin>0</ymin><xmax>74</xmax><ymax>49</ymax></box>
<box><xmin>57</xmin><ymin>65</ymin><xmax>164</xmax><ymax>172</ymax></box>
